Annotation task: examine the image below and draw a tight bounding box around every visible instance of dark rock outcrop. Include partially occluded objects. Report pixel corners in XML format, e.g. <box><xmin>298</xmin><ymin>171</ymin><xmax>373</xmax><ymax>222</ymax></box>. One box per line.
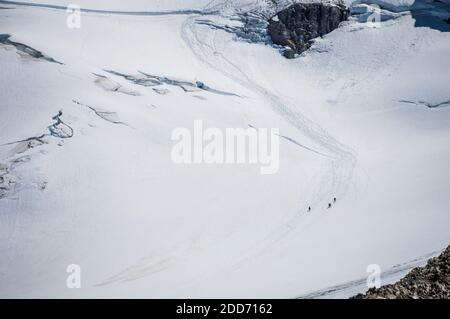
<box><xmin>352</xmin><ymin>246</ymin><xmax>450</xmax><ymax>299</ymax></box>
<box><xmin>268</xmin><ymin>1</ymin><xmax>348</xmax><ymax>58</ymax></box>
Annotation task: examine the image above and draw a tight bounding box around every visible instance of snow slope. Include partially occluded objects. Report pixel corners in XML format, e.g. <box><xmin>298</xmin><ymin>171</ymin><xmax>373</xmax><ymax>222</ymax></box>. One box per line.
<box><xmin>0</xmin><ymin>0</ymin><xmax>215</xmax><ymax>11</ymax></box>
<box><xmin>0</xmin><ymin>0</ymin><xmax>449</xmax><ymax>298</ymax></box>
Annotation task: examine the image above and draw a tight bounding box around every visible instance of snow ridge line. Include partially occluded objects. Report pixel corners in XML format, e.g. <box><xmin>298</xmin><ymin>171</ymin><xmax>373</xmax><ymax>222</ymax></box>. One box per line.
<box><xmin>0</xmin><ymin>0</ymin><xmax>220</xmax><ymax>16</ymax></box>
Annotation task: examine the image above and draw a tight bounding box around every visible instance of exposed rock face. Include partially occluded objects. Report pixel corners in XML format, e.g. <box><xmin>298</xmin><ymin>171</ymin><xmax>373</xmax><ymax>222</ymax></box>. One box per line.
<box><xmin>268</xmin><ymin>1</ymin><xmax>348</xmax><ymax>58</ymax></box>
<box><xmin>352</xmin><ymin>246</ymin><xmax>450</xmax><ymax>299</ymax></box>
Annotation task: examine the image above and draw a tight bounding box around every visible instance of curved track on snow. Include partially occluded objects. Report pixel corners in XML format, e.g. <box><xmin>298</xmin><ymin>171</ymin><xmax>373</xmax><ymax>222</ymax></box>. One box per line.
<box><xmin>181</xmin><ymin>11</ymin><xmax>357</xmax><ymax>213</ymax></box>
<box><xmin>178</xmin><ymin>2</ymin><xmax>358</xmax><ymax>282</ymax></box>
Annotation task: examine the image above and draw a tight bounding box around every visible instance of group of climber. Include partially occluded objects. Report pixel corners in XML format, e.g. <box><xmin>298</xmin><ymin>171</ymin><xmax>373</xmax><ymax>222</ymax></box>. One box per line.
<box><xmin>307</xmin><ymin>197</ymin><xmax>337</xmax><ymax>213</ymax></box>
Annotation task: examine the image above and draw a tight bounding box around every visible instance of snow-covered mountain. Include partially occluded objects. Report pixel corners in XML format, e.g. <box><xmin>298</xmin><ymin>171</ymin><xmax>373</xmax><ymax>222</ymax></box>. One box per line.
<box><xmin>0</xmin><ymin>0</ymin><xmax>449</xmax><ymax>298</ymax></box>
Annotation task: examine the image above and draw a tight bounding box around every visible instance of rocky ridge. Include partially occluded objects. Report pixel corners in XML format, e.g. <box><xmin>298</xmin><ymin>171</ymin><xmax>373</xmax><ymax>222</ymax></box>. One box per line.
<box><xmin>267</xmin><ymin>1</ymin><xmax>348</xmax><ymax>58</ymax></box>
<box><xmin>353</xmin><ymin>246</ymin><xmax>450</xmax><ymax>299</ymax></box>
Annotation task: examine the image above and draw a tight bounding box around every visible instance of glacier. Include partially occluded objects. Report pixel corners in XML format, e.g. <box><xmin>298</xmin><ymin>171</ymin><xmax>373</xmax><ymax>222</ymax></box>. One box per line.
<box><xmin>0</xmin><ymin>0</ymin><xmax>449</xmax><ymax>298</ymax></box>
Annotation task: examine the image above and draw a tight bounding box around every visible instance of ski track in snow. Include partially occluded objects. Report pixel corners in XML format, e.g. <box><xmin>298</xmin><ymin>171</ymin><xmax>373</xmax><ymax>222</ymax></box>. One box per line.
<box><xmin>171</xmin><ymin>3</ymin><xmax>358</xmax><ymax>289</ymax></box>
<box><xmin>181</xmin><ymin>15</ymin><xmax>357</xmax><ymax>204</ymax></box>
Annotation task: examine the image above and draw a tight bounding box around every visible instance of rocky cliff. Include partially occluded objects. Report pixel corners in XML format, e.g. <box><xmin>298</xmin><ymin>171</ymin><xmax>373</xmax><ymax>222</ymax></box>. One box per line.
<box><xmin>268</xmin><ymin>1</ymin><xmax>348</xmax><ymax>58</ymax></box>
<box><xmin>353</xmin><ymin>246</ymin><xmax>450</xmax><ymax>299</ymax></box>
